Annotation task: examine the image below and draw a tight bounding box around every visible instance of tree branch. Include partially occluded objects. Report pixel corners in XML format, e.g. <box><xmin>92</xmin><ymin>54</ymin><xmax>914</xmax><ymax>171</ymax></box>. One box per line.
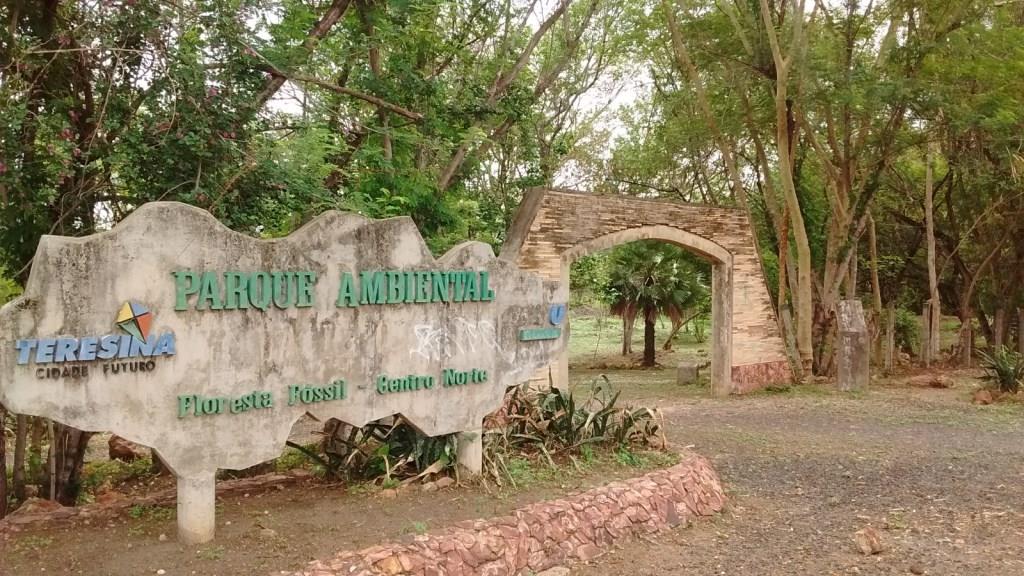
<box><xmin>251</xmin><ymin>0</ymin><xmax>354</xmax><ymax>110</ymax></box>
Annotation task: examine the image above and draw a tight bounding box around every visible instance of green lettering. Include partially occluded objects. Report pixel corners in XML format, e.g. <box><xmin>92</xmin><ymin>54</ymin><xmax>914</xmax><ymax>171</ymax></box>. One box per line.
<box><xmin>404</xmin><ymin>271</ymin><xmax>415</xmax><ymax>303</ymax></box>
<box><xmin>479</xmin><ymin>271</ymin><xmax>495</xmax><ymax>301</ymax></box>
<box><xmin>248</xmin><ymin>273</ymin><xmax>272</xmax><ymax>311</ymax></box>
<box><xmin>376</xmin><ymin>375</ymin><xmax>389</xmax><ymax>394</ymax></box>
<box><xmin>224</xmin><ymin>272</ymin><xmax>249</xmax><ymax>309</ymax></box>
<box><xmin>271</xmin><ymin>272</ymin><xmax>295</xmax><ymax>309</ymax></box>
<box><xmin>178</xmin><ymin>395</ymin><xmax>194</xmax><ymax>418</ymax></box>
<box><xmin>336</xmin><ymin>272</ymin><xmax>357</xmax><ymax>307</ymax></box>
<box><xmin>173</xmin><ymin>271</ymin><xmax>200</xmax><ymax>311</ymax></box>
<box><xmin>464</xmin><ymin>271</ymin><xmax>479</xmax><ymax>301</ymax></box>
<box><xmin>452</xmin><ymin>272</ymin><xmax>466</xmax><ymax>302</ymax></box>
<box><xmin>197</xmin><ymin>271</ymin><xmax>224</xmax><ymax>310</ymax></box>
<box><xmin>387</xmin><ymin>271</ymin><xmax>405</xmax><ymax>303</ymax></box>
<box><xmin>415</xmin><ymin>271</ymin><xmax>431</xmax><ymax>303</ymax></box>
<box><xmin>360</xmin><ymin>271</ymin><xmax>386</xmax><ymax>305</ymax></box>
<box><xmin>296</xmin><ymin>272</ymin><xmax>316</xmax><ymax>307</ymax></box>
<box><xmin>432</xmin><ymin>272</ymin><xmax>449</xmax><ymax>303</ymax></box>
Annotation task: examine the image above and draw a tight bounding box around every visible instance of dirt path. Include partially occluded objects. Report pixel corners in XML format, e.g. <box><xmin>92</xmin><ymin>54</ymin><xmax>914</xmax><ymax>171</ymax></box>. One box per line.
<box><xmin>576</xmin><ymin>381</ymin><xmax>1024</xmax><ymax>576</ymax></box>
<box><xmin>4</xmin><ymin>375</ymin><xmax>1022</xmax><ymax>576</ymax></box>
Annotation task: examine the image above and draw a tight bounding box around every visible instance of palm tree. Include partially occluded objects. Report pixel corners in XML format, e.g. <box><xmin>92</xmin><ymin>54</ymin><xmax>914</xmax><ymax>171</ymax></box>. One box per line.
<box><xmin>604</xmin><ymin>241</ymin><xmax>709</xmax><ymax>367</ymax></box>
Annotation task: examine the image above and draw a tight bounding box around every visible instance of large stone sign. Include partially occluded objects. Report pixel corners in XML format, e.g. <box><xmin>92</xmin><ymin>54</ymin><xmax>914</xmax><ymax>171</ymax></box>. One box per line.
<box><xmin>0</xmin><ymin>203</ymin><xmax>565</xmax><ymax>543</ymax></box>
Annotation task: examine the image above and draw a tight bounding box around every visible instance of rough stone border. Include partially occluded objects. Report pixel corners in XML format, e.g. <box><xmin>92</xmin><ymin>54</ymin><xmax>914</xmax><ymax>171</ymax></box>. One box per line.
<box><xmin>290</xmin><ymin>453</ymin><xmax>725</xmax><ymax>576</ymax></box>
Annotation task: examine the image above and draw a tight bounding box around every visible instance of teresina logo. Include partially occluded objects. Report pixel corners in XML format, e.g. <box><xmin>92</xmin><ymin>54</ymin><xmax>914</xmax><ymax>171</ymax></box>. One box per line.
<box><xmin>15</xmin><ymin>302</ymin><xmax>175</xmax><ymax>378</ymax></box>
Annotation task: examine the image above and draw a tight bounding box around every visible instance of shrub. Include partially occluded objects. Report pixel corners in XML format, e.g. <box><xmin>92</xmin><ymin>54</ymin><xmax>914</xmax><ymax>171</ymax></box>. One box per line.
<box><xmin>978</xmin><ymin>346</ymin><xmax>1024</xmax><ymax>394</ymax></box>
<box><xmin>487</xmin><ymin>376</ymin><xmax>663</xmax><ymax>459</ymax></box>
<box><xmin>894</xmin><ymin>308</ymin><xmax>921</xmax><ymax>354</ymax></box>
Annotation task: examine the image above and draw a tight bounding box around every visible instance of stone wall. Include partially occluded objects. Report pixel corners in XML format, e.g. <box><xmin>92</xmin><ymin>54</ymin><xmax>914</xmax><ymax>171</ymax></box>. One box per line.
<box><xmin>289</xmin><ymin>454</ymin><xmax>725</xmax><ymax>576</ymax></box>
<box><xmin>501</xmin><ymin>188</ymin><xmax>792</xmax><ymax>390</ymax></box>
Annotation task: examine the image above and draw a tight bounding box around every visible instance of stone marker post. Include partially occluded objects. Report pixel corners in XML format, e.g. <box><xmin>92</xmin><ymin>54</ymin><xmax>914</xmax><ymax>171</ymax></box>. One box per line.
<box><xmin>837</xmin><ymin>300</ymin><xmax>869</xmax><ymax>392</ymax></box>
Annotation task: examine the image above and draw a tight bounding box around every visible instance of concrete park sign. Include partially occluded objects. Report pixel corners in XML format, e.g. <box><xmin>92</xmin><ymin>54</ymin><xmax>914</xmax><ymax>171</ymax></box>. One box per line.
<box><xmin>0</xmin><ymin>203</ymin><xmax>565</xmax><ymax>543</ymax></box>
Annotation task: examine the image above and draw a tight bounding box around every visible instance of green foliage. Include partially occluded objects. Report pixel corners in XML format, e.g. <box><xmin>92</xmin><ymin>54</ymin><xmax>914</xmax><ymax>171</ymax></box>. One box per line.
<box><xmin>79</xmin><ymin>457</ymin><xmax>153</xmax><ymax>503</ymax></box>
<box><xmin>127</xmin><ymin>504</ymin><xmax>174</xmax><ymax>522</ymax></box>
<box><xmin>894</xmin><ymin>308</ymin><xmax>921</xmax><ymax>354</ymax></box>
<box><xmin>286</xmin><ymin>417</ymin><xmax>455</xmax><ymax>484</ymax></box>
<box><xmin>978</xmin><ymin>346</ymin><xmax>1024</xmax><ymax>394</ymax></box>
<box><xmin>490</xmin><ymin>375</ymin><xmax>663</xmax><ymax>454</ymax></box>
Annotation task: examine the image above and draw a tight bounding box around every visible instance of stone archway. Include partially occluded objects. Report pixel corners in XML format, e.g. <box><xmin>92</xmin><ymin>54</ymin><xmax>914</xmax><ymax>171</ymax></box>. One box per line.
<box><xmin>500</xmin><ymin>188</ymin><xmax>792</xmax><ymax>395</ymax></box>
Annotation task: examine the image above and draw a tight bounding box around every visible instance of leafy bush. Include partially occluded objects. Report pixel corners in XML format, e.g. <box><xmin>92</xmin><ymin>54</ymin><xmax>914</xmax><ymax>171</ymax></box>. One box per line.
<box><xmin>978</xmin><ymin>346</ymin><xmax>1024</xmax><ymax>393</ymax></box>
<box><xmin>894</xmin><ymin>307</ymin><xmax>921</xmax><ymax>354</ymax></box>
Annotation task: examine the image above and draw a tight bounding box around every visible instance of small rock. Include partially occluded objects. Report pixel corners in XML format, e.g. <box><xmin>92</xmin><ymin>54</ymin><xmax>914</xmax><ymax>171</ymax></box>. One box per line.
<box><xmin>381</xmin><ymin>489</ymin><xmax>398</xmax><ymax>499</ymax></box>
<box><xmin>109</xmin><ymin>435</ymin><xmax>145</xmax><ymax>462</ymax></box>
<box><xmin>972</xmin><ymin>389</ymin><xmax>994</xmax><ymax>405</ymax></box>
<box><xmin>435</xmin><ymin>477</ymin><xmax>456</xmax><ymax>489</ymax></box>
<box><xmin>158</xmin><ymin>533</ymin><xmax>168</xmax><ymax>542</ymax></box>
<box><xmin>156</xmin><ymin>571</ymin><xmax>166</xmax><ymax>575</ymax></box>
<box><xmin>910</xmin><ymin>564</ymin><xmax>925</xmax><ymax>575</ymax></box>
<box><xmin>538</xmin><ymin>568</ymin><xmax>571</xmax><ymax>576</ymax></box>
<box><xmin>375</xmin><ymin>556</ymin><xmax>404</xmax><ymax>575</ymax></box>
<box><xmin>854</xmin><ymin>526</ymin><xmax>885</xmax><ymax>555</ymax></box>
<box><xmin>422</xmin><ymin>482</ymin><xmax>438</xmax><ymax>493</ymax></box>
<box><xmin>908</xmin><ymin>374</ymin><xmax>952</xmax><ymax>389</ymax></box>
<box><xmin>259</xmin><ymin>528</ymin><xmax>278</xmax><ymax>540</ymax></box>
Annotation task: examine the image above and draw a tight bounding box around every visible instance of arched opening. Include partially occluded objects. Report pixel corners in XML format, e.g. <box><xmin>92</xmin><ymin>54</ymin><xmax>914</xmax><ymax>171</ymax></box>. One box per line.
<box><xmin>552</xmin><ymin>225</ymin><xmax>734</xmax><ymax>396</ymax></box>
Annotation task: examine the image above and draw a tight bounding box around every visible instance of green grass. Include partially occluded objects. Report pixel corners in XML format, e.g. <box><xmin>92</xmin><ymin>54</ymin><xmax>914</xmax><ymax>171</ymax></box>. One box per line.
<box><xmin>128</xmin><ymin>504</ymin><xmax>174</xmax><ymax>522</ymax></box>
<box><xmin>567</xmin><ymin>313</ymin><xmax>709</xmax><ymax>368</ymax></box>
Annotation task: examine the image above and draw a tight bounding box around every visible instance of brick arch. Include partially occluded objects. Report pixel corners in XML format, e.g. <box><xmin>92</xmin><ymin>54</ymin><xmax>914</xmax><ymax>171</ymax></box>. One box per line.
<box><xmin>500</xmin><ymin>188</ymin><xmax>792</xmax><ymax>394</ymax></box>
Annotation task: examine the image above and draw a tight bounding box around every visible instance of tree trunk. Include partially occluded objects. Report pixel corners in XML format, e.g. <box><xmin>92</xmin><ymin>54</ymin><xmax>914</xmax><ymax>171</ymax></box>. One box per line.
<box><xmin>959</xmin><ymin>313</ymin><xmax>973</xmax><ymax>367</ymax></box>
<box><xmin>868</xmin><ymin>213</ymin><xmax>884</xmax><ymax>363</ymax></box>
<box><xmin>663</xmin><ymin>315</ymin><xmax>683</xmax><ymax>351</ymax></box>
<box><xmin>43</xmin><ymin>424</ymin><xmax>93</xmax><ymax>506</ymax></box>
<box><xmin>885</xmin><ymin>301</ymin><xmax>896</xmax><ymax>373</ymax></box>
<box><xmin>921</xmin><ymin>303</ymin><xmax>932</xmax><ymax>366</ymax></box>
<box><xmin>621</xmin><ymin>309</ymin><xmax>636</xmax><ymax>355</ymax></box>
<box><xmin>12</xmin><ymin>414</ymin><xmax>27</xmax><ymax>502</ymax></box>
<box><xmin>993</xmin><ymin>307</ymin><xmax>1006</xmax><ymax>350</ymax></box>
<box><xmin>29</xmin><ymin>417</ymin><xmax>45</xmax><ymax>482</ymax></box>
<box><xmin>1018</xmin><ymin>308</ymin><xmax>1024</xmax><ymax>356</ymax></box>
<box><xmin>642</xmin><ymin>307</ymin><xmax>656</xmax><ymax>367</ymax></box>
<box><xmin>0</xmin><ymin>405</ymin><xmax>7</xmax><ymax>518</ymax></box>
<box><xmin>758</xmin><ymin>0</ymin><xmax>813</xmax><ymax>373</ymax></box>
<box><xmin>924</xmin><ymin>142</ymin><xmax>941</xmax><ymax>362</ymax></box>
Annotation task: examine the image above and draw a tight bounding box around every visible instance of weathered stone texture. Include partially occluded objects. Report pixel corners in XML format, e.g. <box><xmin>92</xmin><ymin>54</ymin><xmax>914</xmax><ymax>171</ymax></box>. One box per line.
<box><xmin>285</xmin><ymin>454</ymin><xmax>725</xmax><ymax>576</ymax></box>
<box><xmin>837</xmin><ymin>300</ymin><xmax>869</xmax><ymax>391</ymax></box>
<box><xmin>501</xmin><ymin>189</ymin><xmax>790</xmax><ymax>389</ymax></box>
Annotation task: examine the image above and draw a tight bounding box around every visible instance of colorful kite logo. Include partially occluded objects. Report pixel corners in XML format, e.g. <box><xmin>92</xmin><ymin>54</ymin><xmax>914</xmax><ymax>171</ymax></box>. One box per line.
<box><xmin>116</xmin><ymin>301</ymin><xmax>153</xmax><ymax>343</ymax></box>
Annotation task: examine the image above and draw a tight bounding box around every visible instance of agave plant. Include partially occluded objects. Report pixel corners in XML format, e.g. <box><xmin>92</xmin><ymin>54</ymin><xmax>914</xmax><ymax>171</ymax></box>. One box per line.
<box><xmin>977</xmin><ymin>346</ymin><xmax>1024</xmax><ymax>394</ymax></box>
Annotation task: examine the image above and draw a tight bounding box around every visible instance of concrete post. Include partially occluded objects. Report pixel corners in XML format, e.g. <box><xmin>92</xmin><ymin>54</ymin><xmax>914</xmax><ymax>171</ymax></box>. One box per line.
<box><xmin>837</xmin><ymin>300</ymin><xmax>869</xmax><ymax>392</ymax></box>
<box><xmin>177</xmin><ymin>473</ymin><xmax>216</xmax><ymax>545</ymax></box>
<box><xmin>456</xmin><ymin>428</ymin><xmax>483</xmax><ymax>476</ymax></box>
<box><xmin>711</xmin><ymin>262</ymin><xmax>733</xmax><ymax>396</ymax></box>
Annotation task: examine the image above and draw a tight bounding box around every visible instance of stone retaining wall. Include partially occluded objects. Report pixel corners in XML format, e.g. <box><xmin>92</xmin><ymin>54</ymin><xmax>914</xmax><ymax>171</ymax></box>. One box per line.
<box><xmin>291</xmin><ymin>454</ymin><xmax>725</xmax><ymax>576</ymax></box>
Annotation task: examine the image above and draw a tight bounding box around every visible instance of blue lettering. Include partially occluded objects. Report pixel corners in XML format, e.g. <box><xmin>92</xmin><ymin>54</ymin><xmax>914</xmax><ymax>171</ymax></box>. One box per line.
<box><xmin>153</xmin><ymin>333</ymin><xmax>176</xmax><ymax>356</ymax></box>
<box><xmin>128</xmin><ymin>336</ymin><xmax>156</xmax><ymax>357</ymax></box>
<box><xmin>54</xmin><ymin>338</ymin><xmax>78</xmax><ymax>362</ymax></box>
<box><xmin>97</xmin><ymin>335</ymin><xmax>119</xmax><ymax>360</ymax></box>
<box><xmin>78</xmin><ymin>337</ymin><xmax>98</xmax><ymax>361</ymax></box>
<box><xmin>15</xmin><ymin>340</ymin><xmax>36</xmax><ymax>365</ymax></box>
<box><xmin>35</xmin><ymin>338</ymin><xmax>56</xmax><ymax>363</ymax></box>
<box><xmin>117</xmin><ymin>334</ymin><xmax>132</xmax><ymax>358</ymax></box>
